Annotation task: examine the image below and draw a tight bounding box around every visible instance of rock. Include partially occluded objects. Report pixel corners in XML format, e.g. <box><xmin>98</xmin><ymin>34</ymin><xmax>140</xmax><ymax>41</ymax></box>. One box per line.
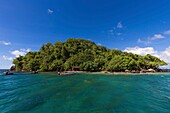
<box><xmin>10</xmin><ymin>66</ymin><xmax>16</xmax><ymax>71</ymax></box>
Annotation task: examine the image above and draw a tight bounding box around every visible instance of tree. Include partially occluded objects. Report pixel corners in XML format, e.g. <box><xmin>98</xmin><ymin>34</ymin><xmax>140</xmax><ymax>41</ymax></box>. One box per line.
<box><xmin>13</xmin><ymin>56</ymin><xmax>24</xmax><ymax>71</ymax></box>
<box><xmin>50</xmin><ymin>60</ymin><xmax>64</xmax><ymax>71</ymax></box>
<box><xmin>12</xmin><ymin>38</ymin><xmax>167</xmax><ymax>72</ymax></box>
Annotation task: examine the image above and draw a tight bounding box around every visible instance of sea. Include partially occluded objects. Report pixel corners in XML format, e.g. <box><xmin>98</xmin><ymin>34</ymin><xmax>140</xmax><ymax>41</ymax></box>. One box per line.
<box><xmin>0</xmin><ymin>69</ymin><xmax>170</xmax><ymax>113</ymax></box>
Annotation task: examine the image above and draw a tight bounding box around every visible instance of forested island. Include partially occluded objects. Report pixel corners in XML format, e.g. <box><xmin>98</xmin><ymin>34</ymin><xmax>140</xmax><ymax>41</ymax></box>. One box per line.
<box><xmin>12</xmin><ymin>38</ymin><xmax>167</xmax><ymax>72</ymax></box>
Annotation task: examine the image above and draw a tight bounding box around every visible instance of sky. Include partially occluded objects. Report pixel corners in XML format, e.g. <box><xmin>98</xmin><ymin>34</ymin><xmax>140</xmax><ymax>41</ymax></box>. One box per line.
<box><xmin>1</xmin><ymin>0</ymin><xmax>170</xmax><ymax>69</ymax></box>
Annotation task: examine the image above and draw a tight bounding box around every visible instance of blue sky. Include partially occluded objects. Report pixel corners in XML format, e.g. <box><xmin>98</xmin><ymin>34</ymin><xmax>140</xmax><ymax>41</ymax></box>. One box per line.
<box><xmin>1</xmin><ymin>0</ymin><xmax>170</xmax><ymax>68</ymax></box>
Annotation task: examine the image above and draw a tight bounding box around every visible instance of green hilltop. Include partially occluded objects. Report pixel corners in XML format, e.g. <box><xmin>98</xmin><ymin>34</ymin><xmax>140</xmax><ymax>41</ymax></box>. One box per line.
<box><xmin>13</xmin><ymin>38</ymin><xmax>167</xmax><ymax>72</ymax></box>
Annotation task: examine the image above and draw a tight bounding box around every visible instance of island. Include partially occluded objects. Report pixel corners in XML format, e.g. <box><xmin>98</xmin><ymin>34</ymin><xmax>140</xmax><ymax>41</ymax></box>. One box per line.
<box><xmin>12</xmin><ymin>38</ymin><xmax>167</xmax><ymax>73</ymax></box>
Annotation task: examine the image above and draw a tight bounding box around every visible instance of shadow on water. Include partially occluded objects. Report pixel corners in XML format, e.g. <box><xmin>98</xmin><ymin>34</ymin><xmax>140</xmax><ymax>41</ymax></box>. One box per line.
<box><xmin>11</xmin><ymin>94</ymin><xmax>45</xmax><ymax>112</ymax></box>
<box><xmin>7</xmin><ymin>85</ymin><xmax>67</xmax><ymax>112</ymax></box>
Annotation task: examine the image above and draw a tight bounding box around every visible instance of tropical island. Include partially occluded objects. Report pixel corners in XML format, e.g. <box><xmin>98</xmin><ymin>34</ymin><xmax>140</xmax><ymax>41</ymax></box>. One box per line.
<box><xmin>12</xmin><ymin>38</ymin><xmax>167</xmax><ymax>73</ymax></box>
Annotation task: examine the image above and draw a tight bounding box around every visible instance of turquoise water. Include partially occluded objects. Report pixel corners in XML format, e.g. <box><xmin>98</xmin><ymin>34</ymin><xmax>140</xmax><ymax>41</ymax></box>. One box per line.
<box><xmin>0</xmin><ymin>70</ymin><xmax>170</xmax><ymax>113</ymax></box>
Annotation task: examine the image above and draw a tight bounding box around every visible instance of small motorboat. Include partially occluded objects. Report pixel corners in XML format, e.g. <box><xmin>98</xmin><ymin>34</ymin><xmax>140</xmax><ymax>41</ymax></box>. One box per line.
<box><xmin>3</xmin><ymin>71</ymin><xmax>14</xmax><ymax>75</ymax></box>
<box><xmin>30</xmin><ymin>71</ymin><xmax>38</xmax><ymax>74</ymax></box>
<box><xmin>57</xmin><ymin>72</ymin><xmax>61</xmax><ymax>75</ymax></box>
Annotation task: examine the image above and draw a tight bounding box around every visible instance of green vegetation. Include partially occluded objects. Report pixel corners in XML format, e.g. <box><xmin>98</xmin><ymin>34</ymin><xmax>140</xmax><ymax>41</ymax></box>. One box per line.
<box><xmin>13</xmin><ymin>38</ymin><xmax>167</xmax><ymax>72</ymax></box>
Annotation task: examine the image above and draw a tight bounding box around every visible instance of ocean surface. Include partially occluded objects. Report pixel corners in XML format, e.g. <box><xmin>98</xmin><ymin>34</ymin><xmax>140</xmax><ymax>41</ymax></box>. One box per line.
<box><xmin>0</xmin><ymin>70</ymin><xmax>170</xmax><ymax>113</ymax></box>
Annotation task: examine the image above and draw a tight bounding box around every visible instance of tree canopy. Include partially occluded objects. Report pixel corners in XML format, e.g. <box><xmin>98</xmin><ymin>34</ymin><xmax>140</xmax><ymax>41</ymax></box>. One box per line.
<box><xmin>13</xmin><ymin>38</ymin><xmax>167</xmax><ymax>72</ymax></box>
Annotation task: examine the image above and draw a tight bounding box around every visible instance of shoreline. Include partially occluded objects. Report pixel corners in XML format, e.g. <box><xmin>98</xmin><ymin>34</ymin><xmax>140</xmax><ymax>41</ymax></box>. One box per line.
<box><xmin>75</xmin><ymin>71</ymin><xmax>170</xmax><ymax>75</ymax></box>
<box><xmin>5</xmin><ymin>70</ymin><xmax>170</xmax><ymax>76</ymax></box>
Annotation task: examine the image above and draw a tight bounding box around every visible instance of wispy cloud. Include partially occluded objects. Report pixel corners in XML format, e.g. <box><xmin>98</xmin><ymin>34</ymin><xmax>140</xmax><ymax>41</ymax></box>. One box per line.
<box><xmin>149</xmin><ymin>34</ymin><xmax>164</xmax><ymax>40</ymax></box>
<box><xmin>0</xmin><ymin>41</ymin><xmax>11</xmax><ymax>46</ymax></box>
<box><xmin>11</xmin><ymin>48</ymin><xmax>31</xmax><ymax>57</ymax></box>
<box><xmin>163</xmin><ymin>30</ymin><xmax>170</xmax><ymax>35</ymax></box>
<box><xmin>3</xmin><ymin>56</ymin><xmax>13</xmax><ymax>61</ymax></box>
<box><xmin>117</xmin><ymin>22</ymin><xmax>123</xmax><ymax>29</ymax></box>
<box><xmin>137</xmin><ymin>31</ymin><xmax>167</xmax><ymax>45</ymax></box>
<box><xmin>48</xmin><ymin>9</ymin><xmax>54</xmax><ymax>14</ymax></box>
<box><xmin>108</xmin><ymin>22</ymin><xmax>124</xmax><ymax>37</ymax></box>
<box><xmin>108</xmin><ymin>29</ymin><xmax>114</xmax><ymax>35</ymax></box>
<box><xmin>137</xmin><ymin>38</ymin><xmax>151</xmax><ymax>45</ymax></box>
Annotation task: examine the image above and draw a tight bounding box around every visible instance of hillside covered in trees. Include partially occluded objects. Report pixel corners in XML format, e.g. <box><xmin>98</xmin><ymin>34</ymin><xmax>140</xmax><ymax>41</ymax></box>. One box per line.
<box><xmin>13</xmin><ymin>38</ymin><xmax>167</xmax><ymax>72</ymax></box>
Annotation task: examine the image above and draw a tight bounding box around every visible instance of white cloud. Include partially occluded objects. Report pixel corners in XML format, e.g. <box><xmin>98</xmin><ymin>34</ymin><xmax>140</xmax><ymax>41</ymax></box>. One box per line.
<box><xmin>124</xmin><ymin>46</ymin><xmax>170</xmax><ymax>68</ymax></box>
<box><xmin>124</xmin><ymin>46</ymin><xmax>158</xmax><ymax>56</ymax></box>
<box><xmin>48</xmin><ymin>9</ymin><xmax>54</xmax><ymax>14</ymax></box>
<box><xmin>149</xmin><ymin>34</ymin><xmax>164</xmax><ymax>40</ymax></box>
<box><xmin>0</xmin><ymin>41</ymin><xmax>11</xmax><ymax>45</ymax></box>
<box><xmin>11</xmin><ymin>48</ymin><xmax>31</xmax><ymax>57</ymax></box>
<box><xmin>117</xmin><ymin>22</ymin><xmax>123</xmax><ymax>29</ymax></box>
<box><xmin>159</xmin><ymin>47</ymin><xmax>170</xmax><ymax>64</ymax></box>
<box><xmin>163</xmin><ymin>30</ymin><xmax>170</xmax><ymax>35</ymax></box>
<box><xmin>3</xmin><ymin>56</ymin><xmax>13</xmax><ymax>61</ymax></box>
<box><xmin>0</xmin><ymin>48</ymin><xmax>31</xmax><ymax>69</ymax></box>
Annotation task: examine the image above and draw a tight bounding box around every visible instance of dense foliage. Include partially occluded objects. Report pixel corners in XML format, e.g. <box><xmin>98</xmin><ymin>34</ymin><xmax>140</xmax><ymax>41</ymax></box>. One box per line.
<box><xmin>13</xmin><ymin>38</ymin><xmax>167</xmax><ymax>72</ymax></box>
